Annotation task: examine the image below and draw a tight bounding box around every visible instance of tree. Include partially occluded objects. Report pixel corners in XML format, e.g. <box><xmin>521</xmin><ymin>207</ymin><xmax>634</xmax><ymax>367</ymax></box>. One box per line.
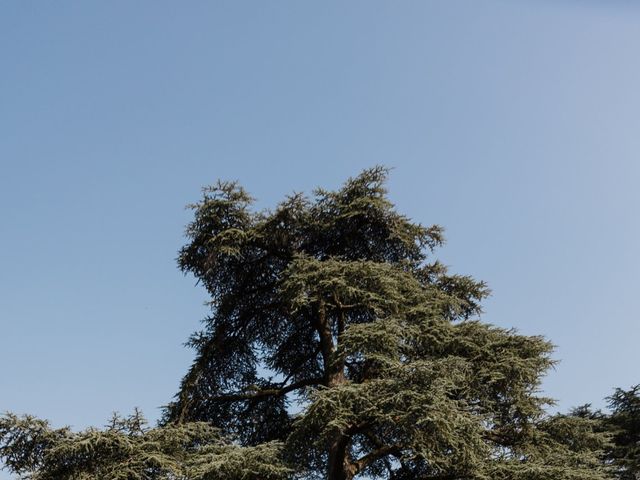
<box><xmin>0</xmin><ymin>410</ymin><xmax>290</xmax><ymax>480</ymax></box>
<box><xmin>163</xmin><ymin>166</ymin><xmax>612</xmax><ymax>480</ymax></box>
<box><xmin>606</xmin><ymin>385</ymin><xmax>640</xmax><ymax>479</ymax></box>
<box><xmin>0</xmin><ymin>167</ymin><xmax>613</xmax><ymax>479</ymax></box>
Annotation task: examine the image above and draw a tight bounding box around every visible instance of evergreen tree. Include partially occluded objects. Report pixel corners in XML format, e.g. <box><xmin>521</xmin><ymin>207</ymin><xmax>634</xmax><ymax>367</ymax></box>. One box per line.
<box><xmin>0</xmin><ymin>167</ymin><xmax>613</xmax><ymax>479</ymax></box>
<box><xmin>164</xmin><ymin>167</ymin><xmax>612</xmax><ymax>480</ymax></box>
<box><xmin>606</xmin><ymin>385</ymin><xmax>640</xmax><ymax>479</ymax></box>
<box><xmin>0</xmin><ymin>410</ymin><xmax>289</xmax><ymax>480</ymax></box>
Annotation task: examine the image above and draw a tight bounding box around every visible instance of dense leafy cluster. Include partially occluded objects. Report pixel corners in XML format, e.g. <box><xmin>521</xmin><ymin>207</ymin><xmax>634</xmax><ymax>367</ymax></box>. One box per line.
<box><xmin>0</xmin><ymin>167</ymin><xmax>630</xmax><ymax>480</ymax></box>
<box><xmin>575</xmin><ymin>385</ymin><xmax>640</xmax><ymax>480</ymax></box>
<box><xmin>0</xmin><ymin>410</ymin><xmax>289</xmax><ymax>480</ymax></box>
<box><xmin>607</xmin><ymin>385</ymin><xmax>640</xmax><ymax>479</ymax></box>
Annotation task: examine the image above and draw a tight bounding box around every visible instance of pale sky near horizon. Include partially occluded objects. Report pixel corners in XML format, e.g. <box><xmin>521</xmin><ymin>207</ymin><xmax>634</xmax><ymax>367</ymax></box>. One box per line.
<box><xmin>2</xmin><ymin>1</ymin><xmax>640</xmax><ymax>476</ymax></box>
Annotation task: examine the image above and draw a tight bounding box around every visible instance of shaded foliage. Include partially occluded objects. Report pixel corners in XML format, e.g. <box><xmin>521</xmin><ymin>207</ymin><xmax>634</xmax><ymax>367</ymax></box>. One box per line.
<box><xmin>606</xmin><ymin>385</ymin><xmax>640</xmax><ymax>479</ymax></box>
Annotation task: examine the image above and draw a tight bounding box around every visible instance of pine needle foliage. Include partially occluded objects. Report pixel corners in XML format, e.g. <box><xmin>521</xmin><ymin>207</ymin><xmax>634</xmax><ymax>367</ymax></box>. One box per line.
<box><xmin>162</xmin><ymin>167</ymin><xmax>612</xmax><ymax>480</ymax></box>
<box><xmin>606</xmin><ymin>385</ymin><xmax>640</xmax><ymax>479</ymax></box>
<box><xmin>0</xmin><ymin>410</ymin><xmax>290</xmax><ymax>480</ymax></box>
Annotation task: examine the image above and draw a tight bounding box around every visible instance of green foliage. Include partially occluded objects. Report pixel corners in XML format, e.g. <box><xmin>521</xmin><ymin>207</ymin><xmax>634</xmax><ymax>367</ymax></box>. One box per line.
<box><xmin>162</xmin><ymin>167</ymin><xmax>613</xmax><ymax>479</ymax></box>
<box><xmin>606</xmin><ymin>385</ymin><xmax>640</xmax><ymax>479</ymax></box>
<box><xmin>0</xmin><ymin>167</ymin><xmax>616</xmax><ymax>479</ymax></box>
<box><xmin>0</xmin><ymin>410</ymin><xmax>290</xmax><ymax>480</ymax></box>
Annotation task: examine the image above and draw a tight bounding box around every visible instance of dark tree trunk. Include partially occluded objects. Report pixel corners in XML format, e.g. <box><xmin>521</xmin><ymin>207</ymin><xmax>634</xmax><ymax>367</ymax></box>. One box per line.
<box><xmin>315</xmin><ymin>300</ymin><xmax>353</xmax><ymax>480</ymax></box>
<box><xmin>328</xmin><ymin>434</ymin><xmax>355</xmax><ymax>480</ymax></box>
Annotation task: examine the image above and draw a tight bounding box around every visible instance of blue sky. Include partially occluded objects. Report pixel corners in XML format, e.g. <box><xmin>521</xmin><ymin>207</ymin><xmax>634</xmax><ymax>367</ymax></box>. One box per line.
<box><xmin>1</xmin><ymin>1</ymin><xmax>639</xmax><ymax>474</ymax></box>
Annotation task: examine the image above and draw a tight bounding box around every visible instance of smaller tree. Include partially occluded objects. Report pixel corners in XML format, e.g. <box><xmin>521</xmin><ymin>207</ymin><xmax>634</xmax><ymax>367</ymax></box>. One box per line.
<box><xmin>0</xmin><ymin>410</ymin><xmax>290</xmax><ymax>480</ymax></box>
<box><xmin>606</xmin><ymin>385</ymin><xmax>640</xmax><ymax>480</ymax></box>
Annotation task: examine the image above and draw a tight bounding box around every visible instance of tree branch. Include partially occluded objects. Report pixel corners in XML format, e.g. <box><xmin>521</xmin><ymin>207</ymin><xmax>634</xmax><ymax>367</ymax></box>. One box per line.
<box><xmin>206</xmin><ymin>377</ymin><xmax>322</xmax><ymax>402</ymax></box>
<box><xmin>354</xmin><ymin>444</ymin><xmax>403</xmax><ymax>473</ymax></box>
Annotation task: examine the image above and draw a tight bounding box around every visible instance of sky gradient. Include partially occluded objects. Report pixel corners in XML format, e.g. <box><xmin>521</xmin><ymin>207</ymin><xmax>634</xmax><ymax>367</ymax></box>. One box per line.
<box><xmin>1</xmin><ymin>2</ymin><xmax>639</xmax><ymax>476</ymax></box>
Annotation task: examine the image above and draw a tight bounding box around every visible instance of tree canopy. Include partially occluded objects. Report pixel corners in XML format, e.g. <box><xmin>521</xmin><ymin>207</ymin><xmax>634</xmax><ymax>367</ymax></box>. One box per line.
<box><xmin>0</xmin><ymin>410</ymin><xmax>289</xmax><ymax>480</ymax></box>
<box><xmin>606</xmin><ymin>385</ymin><xmax>640</xmax><ymax>479</ymax></box>
<box><xmin>162</xmin><ymin>167</ymin><xmax>610</xmax><ymax>479</ymax></box>
<box><xmin>1</xmin><ymin>167</ymin><xmax>617</xmax><ymax>480</ymax></box>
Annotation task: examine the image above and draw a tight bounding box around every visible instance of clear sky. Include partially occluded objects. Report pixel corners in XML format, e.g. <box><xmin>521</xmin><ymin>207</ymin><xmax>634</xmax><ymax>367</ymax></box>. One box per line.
<box><xmin>1</xmin><ymin>1</ymin><xmax>639</xmax><ymax>475</ymax></box>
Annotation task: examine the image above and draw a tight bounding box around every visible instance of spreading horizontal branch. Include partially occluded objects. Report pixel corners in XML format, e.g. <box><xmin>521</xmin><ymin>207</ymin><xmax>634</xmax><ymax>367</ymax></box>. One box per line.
<box><xmin>207</xmin><ymin>377</ymin><xmax>323</xmax><ymax>402</ymax></box>
<box><xmin>354</xmin><ymin>444</ymin><xmax>403</xmax><ymax>472</ymax></box>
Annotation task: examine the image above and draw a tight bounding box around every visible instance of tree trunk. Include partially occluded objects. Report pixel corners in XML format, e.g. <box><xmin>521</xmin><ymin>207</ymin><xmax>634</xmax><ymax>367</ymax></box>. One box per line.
<box><xmin>328</xmin><ymin>434</ymin><xmax>355</xmax><ymax>480</ymax></box>
<box><xmin>316</xmin><ymin>300</ymin><xmax>353</xmax><ymax>480</ymax></box>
